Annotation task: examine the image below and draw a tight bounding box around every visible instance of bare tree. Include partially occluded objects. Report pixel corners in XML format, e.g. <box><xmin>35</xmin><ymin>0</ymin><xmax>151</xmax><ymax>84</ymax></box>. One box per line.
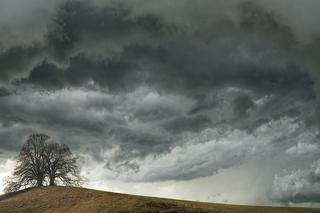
<box><xmin>4</xmin><ymin>134</ymin><xmax>49</xmax><ymax>193</ymax></box>
<box><xmin>44</xmin><ymin>141</ymin><xmax>82</xmax><ymax>186</ymax></box>
<box><xmin>4</xmin><ymin>134</ymin><xmax>82</xmax><ymax>193</ymax></box>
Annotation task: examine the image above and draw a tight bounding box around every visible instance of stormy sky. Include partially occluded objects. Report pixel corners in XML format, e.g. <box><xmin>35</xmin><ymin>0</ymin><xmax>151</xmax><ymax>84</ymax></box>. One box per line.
<box><xmin>0</xmin><ymin>0</ymin><xmax>320</xmax><ymax>206</ymax></box>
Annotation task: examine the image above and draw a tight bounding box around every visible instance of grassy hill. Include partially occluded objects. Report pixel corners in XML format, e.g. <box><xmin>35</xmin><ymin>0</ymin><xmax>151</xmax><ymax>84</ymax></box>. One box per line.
<box><xmin>0</xmin><ymin>186</ymin><xmax>319</xmax><ymax>213</ymax></box>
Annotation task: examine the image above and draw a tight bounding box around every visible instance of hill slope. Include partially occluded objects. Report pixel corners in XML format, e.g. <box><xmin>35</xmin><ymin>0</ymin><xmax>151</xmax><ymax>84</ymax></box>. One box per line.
<box><xmin>0</xmin><ymin>187</ymin><xmax>319</xmax><ymax>213</ymax></box>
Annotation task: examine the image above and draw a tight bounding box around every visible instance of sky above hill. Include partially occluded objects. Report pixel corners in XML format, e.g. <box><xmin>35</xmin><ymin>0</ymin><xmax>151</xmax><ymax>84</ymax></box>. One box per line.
<box><xmin>0</xmin><ymin>0</ymin><xmax>320</xmax><ymax>207</ymax></box>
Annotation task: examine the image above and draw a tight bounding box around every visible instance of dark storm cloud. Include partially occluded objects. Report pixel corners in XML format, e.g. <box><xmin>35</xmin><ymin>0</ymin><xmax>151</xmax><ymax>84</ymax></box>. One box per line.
<box><xmin>110</xmin><ymin>126</ymin><xmax>173</xmax><ymax>160</ymax></box>
<box><xmin>23</xmin><ymin>33</ymin><xmax>314</xmax><ymax>99</ymax></box>
<box><xmin>2</xmin><ymin>0</ymin><xmax>311</xmax><ymax>94</ymax></box>
<box><xmin>0</xmin><ymin>0</ymin><xmax>175</xmax><ymax>87</ymax></box>
<box><xmin>0</xmin><ymin>88</ymin><xmax>11</xmax><ymax>97</ymax></box>
<box><xmin>162</xmin><ymin>115</ymin><xmax>211</xmax><ymax>133</ymax></box>
<box><xmin>0</xmin><ymin>0</ymin><xmax>312</xmax><ymax>146</ymax></box>
<box><xmin>0</xmin><ymin>87</ymin><xmax>178</xmax><ymax>158</ymax></box>
<box><xmin>44</xmin><ymin>1</ymin><xmax>175</xmax><ymax>63</ymax></box>
<box><xmin>0</xmin><ymin>88</ymin><xmax>125</xmax><ymax>134</ymax></box>
<box><xmin>232</xmin><ymin>95</ymin><xmax>254</xmax><ymax>118</ymax></box>
<box><xmin>22</xmin><ymin>55</ymin><xmax>139</xmax><ymax>91</ymax></box>
<box><xmin>125</xmin><ymin>38</ymin><xmax>310</xmax><ymax>95</ymax></box>
<box><xmin>0</xmin><ymin>43</ymin><xmax>42</xmax><ymax>84</ymax></box>
<box><xmin>236</xmin><ymin>1</ymin><xmax>297</xmax><ymax>49</ymax></box>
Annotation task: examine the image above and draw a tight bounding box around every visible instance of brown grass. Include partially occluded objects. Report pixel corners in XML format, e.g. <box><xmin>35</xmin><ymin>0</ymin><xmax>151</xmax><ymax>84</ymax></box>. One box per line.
<box><xmin>0</xmin><ymin>186</ymin><xmax>319</xmax><ymax>213</ymax></box>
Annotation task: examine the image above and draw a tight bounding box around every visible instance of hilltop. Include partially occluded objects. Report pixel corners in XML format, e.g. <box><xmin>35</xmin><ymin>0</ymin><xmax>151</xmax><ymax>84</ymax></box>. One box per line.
<box><xmin>0</xmin><ymin>186</ymin><xmax>319</xmax><ymax>213</ymax></box>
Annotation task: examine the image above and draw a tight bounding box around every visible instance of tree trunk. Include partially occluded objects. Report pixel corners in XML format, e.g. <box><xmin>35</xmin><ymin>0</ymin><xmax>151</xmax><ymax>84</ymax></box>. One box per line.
<box><xmin>49</xmin><ymin>176</ymin><xmax>55</xmax><ymax>186</ymax></box>
<box><xmin>37</xmin><ymin>178</ymin><xmax>43</xmax><ymax>186</ymax></box>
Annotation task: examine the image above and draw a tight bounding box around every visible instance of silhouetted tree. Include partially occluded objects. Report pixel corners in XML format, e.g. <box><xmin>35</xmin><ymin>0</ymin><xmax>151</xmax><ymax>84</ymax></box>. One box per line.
<box><xmin>4</xmin><ymin>134</ymin><xmax>82</xmax><ymax>193</ymax></box>
<box><xmin>44</xmin><ymin>141</ymin><xmax>81</xmax><ymax>186</ymax></box>
<box><xmin>4</xmin><ymin>134</ymin><xmax>48</xmax><ymax>192</ymax></box>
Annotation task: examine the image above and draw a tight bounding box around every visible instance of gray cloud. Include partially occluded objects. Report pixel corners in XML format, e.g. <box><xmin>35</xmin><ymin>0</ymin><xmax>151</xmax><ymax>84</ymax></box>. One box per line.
<box><xmin>80</xmin><ymin>116</ymin><xmax>314</xmax><ymax>182</ymax></box>
<box><xmin>1</xmin><ymin>0</ymin><xmax>313</xmax><ymax>94</ymax></box>
<box><xmin>0</xmin><ymin>43</ymin><xmax>42</xmax><ymax>85</ymax></box>
<box><xmin>44</xmin><ymin>1</ymin><xmax>175</xmax><ymax>62</ymax></box>
<box><xmin>271</xmin><ymin>159</ymin><xmax>320</xmax><ymax>204</ymax></box>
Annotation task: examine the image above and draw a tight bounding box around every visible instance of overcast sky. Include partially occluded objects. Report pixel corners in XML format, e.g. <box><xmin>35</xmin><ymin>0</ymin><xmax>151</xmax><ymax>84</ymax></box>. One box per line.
<box><xmin>0</xmin><ymin>0</ymin><xmax>320</xmax><ymax>207</ymax></box>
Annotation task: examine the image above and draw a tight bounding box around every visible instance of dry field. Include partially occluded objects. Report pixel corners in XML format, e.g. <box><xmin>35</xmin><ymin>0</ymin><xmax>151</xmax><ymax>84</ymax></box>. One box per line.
<box><xmin>0</xmin><ymin>186</ymin><xmax>319</xmax><ymax>213</ymax></box>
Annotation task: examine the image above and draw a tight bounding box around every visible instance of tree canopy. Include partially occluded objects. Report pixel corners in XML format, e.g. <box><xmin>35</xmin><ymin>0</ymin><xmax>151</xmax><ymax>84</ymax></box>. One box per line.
<box><xmin>4</xmin><ymin>133</ymin><xmax>82</xmax><ymax>193</ymax></box>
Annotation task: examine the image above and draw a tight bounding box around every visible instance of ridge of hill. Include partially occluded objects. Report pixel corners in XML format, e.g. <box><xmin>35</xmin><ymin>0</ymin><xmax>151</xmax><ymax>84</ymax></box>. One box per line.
<box><xmin>0</xmin><ymin>186</ymin><xmax>319</xmax><ymax>213</ymax></box>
